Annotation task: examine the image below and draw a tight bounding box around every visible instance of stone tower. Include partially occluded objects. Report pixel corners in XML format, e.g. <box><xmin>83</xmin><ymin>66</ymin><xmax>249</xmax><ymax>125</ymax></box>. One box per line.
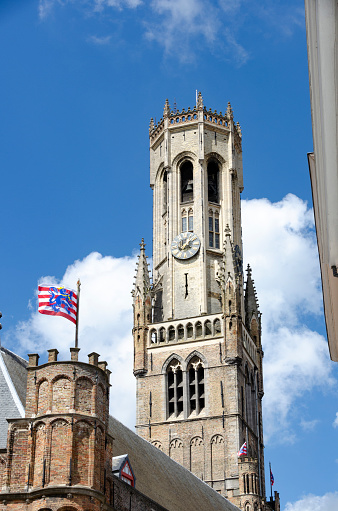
<box><xmin>0</xmin><ymin>348</ymin><xmax>114</xmax><ymax>511</ymax></box>
<box><xmin>133</xmin><ymin>94</ymin><xmax>279</xmax><ymax>511</ymax></box>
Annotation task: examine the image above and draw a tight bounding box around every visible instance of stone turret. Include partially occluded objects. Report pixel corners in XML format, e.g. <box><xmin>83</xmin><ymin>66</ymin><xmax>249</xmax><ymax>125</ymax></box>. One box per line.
<box><xmin>132</xmin><ymin>238</ymin><xmax>151</xmax><ymax>376</ymax></box>
<box><xmin>0</xmin><ymin>348</ymin><xmax>113</xmax><ymax>511</ymax></box>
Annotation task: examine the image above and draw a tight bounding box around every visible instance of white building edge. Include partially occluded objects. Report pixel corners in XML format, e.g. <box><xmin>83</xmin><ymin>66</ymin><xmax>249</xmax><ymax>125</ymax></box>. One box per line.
<box><xmin>305</xmin><ymin>0</ymin><xmax>338</xmax><ymax>361</ymax></box>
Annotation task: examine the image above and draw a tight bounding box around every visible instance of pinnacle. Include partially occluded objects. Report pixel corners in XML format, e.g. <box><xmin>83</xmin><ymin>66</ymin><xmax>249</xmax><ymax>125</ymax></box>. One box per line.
<box><xmin>132</xmin><ymin>238</ymin><xmax>151</xmax><ymax>299</ymax></box>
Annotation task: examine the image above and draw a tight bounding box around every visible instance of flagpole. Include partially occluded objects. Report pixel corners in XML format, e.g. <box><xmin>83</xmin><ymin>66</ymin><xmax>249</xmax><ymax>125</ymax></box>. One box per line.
<box><xmin>75</xmin><ymin>279</ymin><xmax>81</xmax><ymax>348</ymax></box>
<box><xmin>269</xmin><ymin>461</ymin><xmax>272</xmax><ymax>499</ymax></box>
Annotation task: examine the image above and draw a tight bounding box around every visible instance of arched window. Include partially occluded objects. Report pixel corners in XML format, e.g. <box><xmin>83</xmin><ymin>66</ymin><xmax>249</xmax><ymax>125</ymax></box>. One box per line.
<box><xmin>163</xmin><ymin>170</ymin><xmax>168</xmax><ymax>213</ymax></box>
<box><xmin>209</xmin><ymin>210</ymin><xmax>220</xmax><ymax>248</ymax></box>
<box><xmin>178</xmin><ymin>324</ymin><xmax>184</xmax><ymax>340</ymax></box>
<box><xmin>181</xmin><ymin>161</ymin><xmax>193</xmax><ymax>203</ymax></box>
<box><xmin>167</xmin><ymin>360</ymin><xmax>184</xmax><ymax>417</ymax></box>
<box><xmin>159</xmin><ymin>327</ymin><xmax>166</xmax><ymax>342</ymax></box>
<box><xmin>214</xmin><ymin>318</ymin><xmax>221</xmax><ymax>335</ymax></box>
<box><xmin>150</xmin><ymin>329</ymin><xmax>157</xmax><ymax>343</ymax></box>
<box><xmin>186</xmin><ymin>323</ymin><xmax>193</xmax><ymax>338</ymax></box>
<box><xmin>195</xmin><ymin>321</ymin><xmax>202</xmax><ymax>337</ymax></box>
<box><xmin>181</xmin><ymin>209</ymin><xmax>187</xmax><ymax>231</ymax></box>
<box><xmin>188</xmin><ymin>209</ymin><xmax>193</xmax><ymax>231</ymax></box>
<box><xmin>204</xmin><ymin>320</ymin><xmax>212</xmax><ymax>336</ymax></box>
<box><xmin>168</xmin><ymin>325</ymin><xmax>175</xmax><ymax>341</ymax></box>
<box><xmin>207</xmin><ymin>160</ymin><xmax>219</xmax><ymax>203</ymax></box>
<box><xmin>188</xmin><ymin>356</ymin><xmax>205</xmax><ymax>414</ymax></box>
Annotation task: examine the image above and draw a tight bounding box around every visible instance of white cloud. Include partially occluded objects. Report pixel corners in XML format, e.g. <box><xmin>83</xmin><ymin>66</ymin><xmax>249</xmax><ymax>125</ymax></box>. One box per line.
<box><xmin>39</xmin><ymin>0</ymin><xmax>141</xmax><ymax>20</ymax></box>
<box><xmin>284</xmin><ymin>492</ymin><xmax>338</xmax><ymax>511</ymax></box>
<box><xmin>300</xmin><ymin>418</ymin><xmax>319</xmax><ymax>431</ymax></box>
<box><xmin>9</xmin><ymin>252</ymin><xmax>138</xmax><ymax>429</ymax></box>
<box><xmin>37</xmin><ymin>0</ymin><xmax>302</xmax><ymax>64</ymax></box>
<box><xmin>333</xmin><ymin>412</ymin><xmax>338</xmax><ymax>428</ymax></box>
<box><xmin>242</xmin><ymin>194</ymin><xmax>334</xmax><ymax>442</ymax></box>
<box><xmin>146</xmin><ymin>0</ymin><xmax>248</xmax><ymax>64</ymax></box>
<box><xmin>87</xmin><ymin>34</ymin><xmax>112</xmax><ymax>44</ymax></box>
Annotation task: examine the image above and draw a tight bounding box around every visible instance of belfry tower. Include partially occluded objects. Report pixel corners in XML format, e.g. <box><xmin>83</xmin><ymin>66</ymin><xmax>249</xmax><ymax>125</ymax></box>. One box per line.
<box><xmin>132</xmin><ymin>94</ymin><xmax>279</xmax><ymax>511</ymax></box>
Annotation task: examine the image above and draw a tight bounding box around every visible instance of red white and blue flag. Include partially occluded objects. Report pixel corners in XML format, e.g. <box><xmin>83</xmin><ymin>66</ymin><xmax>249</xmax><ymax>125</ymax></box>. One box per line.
<box><xmin>38</xmin><ymin>285</ymin><xmax>78</xmax><ymax>325</ymax></box>
<box><xmin>270</xmin><ymin>466</ymin><xmax>274</xmax><ymax>486</ymax></box>
<box><xmin>238</xmin><ymin>441</ymin><xmax>247</xmax><ymax>457</ymax></box>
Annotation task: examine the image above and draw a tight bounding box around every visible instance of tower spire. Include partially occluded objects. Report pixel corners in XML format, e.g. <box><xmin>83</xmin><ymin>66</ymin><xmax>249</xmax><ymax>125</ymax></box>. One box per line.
<box><xmin>132</xmin><ymin>239</ymin><xmax>152</xmax><ymax>376</ymax></box>
<box><xmin>132</xmin><ymin>238</ymin><xmax>151</xmax><ymax>303</ymax></box>
<box><xmin>244</xmin><ymin>264</ymin><xmax>261</xmax><ymax>339</ymax></box>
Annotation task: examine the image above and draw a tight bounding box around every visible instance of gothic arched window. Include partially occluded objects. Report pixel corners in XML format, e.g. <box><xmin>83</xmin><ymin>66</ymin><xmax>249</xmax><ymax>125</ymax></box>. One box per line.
<box><xmin>204</xmin><ymin>320</ymin><xmax>212</xmax><ymax>336</ymax></box>
<box><xmin>207</xmin><ymin>160</ymin><xmax>219</xmax><ymax>203</ymax></box>
<box><xmin>168</xmin><ymin>325</ymin><xmax>175</xmax><ymax>341</ymax></box>
<box><xmin>188</xmin><ymin>356</ymin><xmax>205</xmax><ymax>415</ymax></box>
<box><xmin>167</xmin><ymin>360</ymin><xmax>184</xmax><ymax>417</ymax></box>
<box><xmin>163</xmin><ymin>170</ymin><xmax>168</xmax><ymax>213</ymax></box>
<box><xmin>181</xmin><ymin>161</ymin><xmax>194</xmax><ymax>203</ymax></box>
<box><xmin>187</xmin><ymin>323</ymin><xmax>193</xmax><ymax>338</ymax></box>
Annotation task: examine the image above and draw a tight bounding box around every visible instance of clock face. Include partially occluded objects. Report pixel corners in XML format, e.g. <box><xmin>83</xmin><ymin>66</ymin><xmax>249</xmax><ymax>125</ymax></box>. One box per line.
<box><xmin>171</xmin><ymin>232</ymin><xmax>201</xmax><ymax>260</ymax></box>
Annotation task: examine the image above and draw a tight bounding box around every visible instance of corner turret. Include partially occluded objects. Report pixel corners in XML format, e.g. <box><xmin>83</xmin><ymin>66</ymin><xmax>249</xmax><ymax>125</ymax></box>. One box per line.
<box><xmin>132</xmin><ymin>239</ymin><xmax>151</xmax><ymax>376</ymax></box>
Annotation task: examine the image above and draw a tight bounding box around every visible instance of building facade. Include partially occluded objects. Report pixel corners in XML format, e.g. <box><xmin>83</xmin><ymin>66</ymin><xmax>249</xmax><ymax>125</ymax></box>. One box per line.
<box><xmin>132</xmin><ymin>94</ymin><xmax>280</xmax><ymax>511</ymax></box>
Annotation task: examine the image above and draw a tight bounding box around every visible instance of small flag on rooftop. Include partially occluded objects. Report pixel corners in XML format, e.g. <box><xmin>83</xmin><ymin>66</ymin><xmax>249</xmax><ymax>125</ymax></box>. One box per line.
<box><xmin>237</xmin><ymin>441</ymin><xmax>247</xmax><ymax>457</ymax></box>
<box><xmin>270</xmin><ymin>466</ymin><xmax>274</xmax><ymax>486</ymax></box>
<box><xmin>38</xmin><ymin>285</ymin><xmax>78</xmax><ymax>324</ymax></box>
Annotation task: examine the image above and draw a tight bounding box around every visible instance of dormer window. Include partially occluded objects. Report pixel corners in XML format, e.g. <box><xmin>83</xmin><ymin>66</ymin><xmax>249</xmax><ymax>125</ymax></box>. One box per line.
<box><xmin>112</xmin><ymin>454</ymin><xmax>135</xmax><ymax>487</ymax></box>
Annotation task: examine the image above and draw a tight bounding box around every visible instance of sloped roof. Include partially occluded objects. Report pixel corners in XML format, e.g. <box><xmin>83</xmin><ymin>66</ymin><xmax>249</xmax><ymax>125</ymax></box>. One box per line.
<box><xmin>0</xmin><ymin>346</ymin><xmax>27</xmax><ymax>449</ymax></box>
<box><xmin>109</xmin><ymin>416</ymin><xmax>239</xmax><ymax>511</ymax></box>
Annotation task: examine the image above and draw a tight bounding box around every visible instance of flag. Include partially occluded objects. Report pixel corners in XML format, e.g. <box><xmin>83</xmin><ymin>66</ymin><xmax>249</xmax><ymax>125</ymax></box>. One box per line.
<box><xmin>238</xmin><ymin>441</ymin><xmax>247</xmax><ymax>457</ymax></box>
<box><xmin>38</xmin><ymin>285</ymin><xmax>78</xmax><ymax>324</ymax></box>
<box><xmin>270</xmin><ymin>466</ymin><xmax>274</xmax><ymax>486</ymax></box>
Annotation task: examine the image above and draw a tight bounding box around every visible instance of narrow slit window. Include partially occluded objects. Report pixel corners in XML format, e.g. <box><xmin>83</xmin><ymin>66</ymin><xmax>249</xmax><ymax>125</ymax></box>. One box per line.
<box><xmin>188</xmin><ymin>211</ymin><xmax>193</xmax><ymax>231</ymax></box>
<box><xmin>209</xmin><ymin>214</ymin><xmax>214</xmax><ymax>247</ymax></box>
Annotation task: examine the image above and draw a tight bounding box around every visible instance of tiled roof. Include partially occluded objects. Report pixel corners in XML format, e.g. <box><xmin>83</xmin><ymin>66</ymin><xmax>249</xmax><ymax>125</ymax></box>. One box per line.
<box><xmin>109</xmin><ymin>416</ymin><xmax>240</xmax><ymax>511</ymax></box>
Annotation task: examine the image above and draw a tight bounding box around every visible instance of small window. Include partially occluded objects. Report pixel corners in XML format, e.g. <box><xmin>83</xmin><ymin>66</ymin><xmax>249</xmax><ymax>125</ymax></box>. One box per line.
<box><xmin>214</xmin><ymin>318</ymin><xmax>221</xmax><ymax>334</ymax></box>
<box><xmin>182</xmin><ymin>216</ymin><xmax>187</xmax><ymax>232</ymax></box>
<box><xmin>188</xmin><ymin>210</ymin><xmax>193</xmax><ymax>231</ymax></box>
<box><xmin>188</xmin><ymin>356</ymin><xmax>205</xmax><ymax>415</ymax></box>
<box><xmin>159</xmin><ymin>327</ymin><xmax>166</xmax><ymax>342</ymax></box>
<box><xmin>178</xmin><ymin>324</ymin><xmax>184</xmax><ymax>340</ymax></box>
<box><xmin>187</xmin><ymin>323</ymin><xmax>193</xmax><ymax>338</ymax></box>
<box><xmin>167</xmin><ymin>360</ymin><xmax>183</xmax><ymax>417</ymax></box>
<box><xmin>151</xmin><ymin>330</ymin><xmax>157</xmax><ymax>343</ymax></box>
<box><xmin>168</xmin><ymin>326</ymin><xmax>175</xmax><ymax>341</ymax></box>
<box><xmin>209</xmin><ymin>211</ymin><xmax>220</xmax><ymax>249</ymax></box>
<box><xmin>205</xmin><ymin>320</ymin><xmax>212</xmax><ymax>336</ymax></box>
<box><xmin>195</xmin><ymin>322</ymin><xmax>202</xmax><ymax>337</ymax></box>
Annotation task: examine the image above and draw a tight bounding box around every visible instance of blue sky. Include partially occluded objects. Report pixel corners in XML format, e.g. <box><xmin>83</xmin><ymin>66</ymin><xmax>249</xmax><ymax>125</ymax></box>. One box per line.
<box><xmin>1</xmin><ymin>1</ymin><xmax>337</xmax><ymax>510</ymax></box>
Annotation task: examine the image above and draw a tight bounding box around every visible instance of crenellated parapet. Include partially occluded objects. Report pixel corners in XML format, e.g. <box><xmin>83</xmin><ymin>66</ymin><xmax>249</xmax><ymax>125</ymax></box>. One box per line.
<box><xmin>149</xmin><ymin>94</ymin><xmax>242</xmax><ymax>151</ymax></box>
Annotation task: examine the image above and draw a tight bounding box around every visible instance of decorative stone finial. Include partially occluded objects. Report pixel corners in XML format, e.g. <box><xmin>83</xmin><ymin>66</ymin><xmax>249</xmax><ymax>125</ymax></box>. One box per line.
<box><xmin>236</xmin><ymin>121</ymin><xmax>242</xmax><ymax>137</ymax></box>
<box><xmin>197</xmin><ymin>91</ymin><xmax>203</xmax><ymax>110</ymax></box>
<box><xmin>163</xmin><ymin>99</ymin><xmax>170</xmax><ymax>117</ymax></box>
<box><xmin>149</xmin><ymin>118</ymin><xmax>154</xmax><ymax>133</ymax></box>
<box><xmin>226</xmin><ymin>101</ymin><xmax>233</xmax><ymax>120</ymax></box>
<box><xmin>140</xmin><ymin>238</ymin><xmax>146</xmax><ymax>251</ymax></box>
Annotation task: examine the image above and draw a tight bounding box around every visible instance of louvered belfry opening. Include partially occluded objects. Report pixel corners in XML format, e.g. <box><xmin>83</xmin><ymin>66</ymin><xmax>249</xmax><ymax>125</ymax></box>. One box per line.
<box><xmin>188</xmin><ymin>357</ymin><xmax>205</xmax><ymax>415</ymax></box>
